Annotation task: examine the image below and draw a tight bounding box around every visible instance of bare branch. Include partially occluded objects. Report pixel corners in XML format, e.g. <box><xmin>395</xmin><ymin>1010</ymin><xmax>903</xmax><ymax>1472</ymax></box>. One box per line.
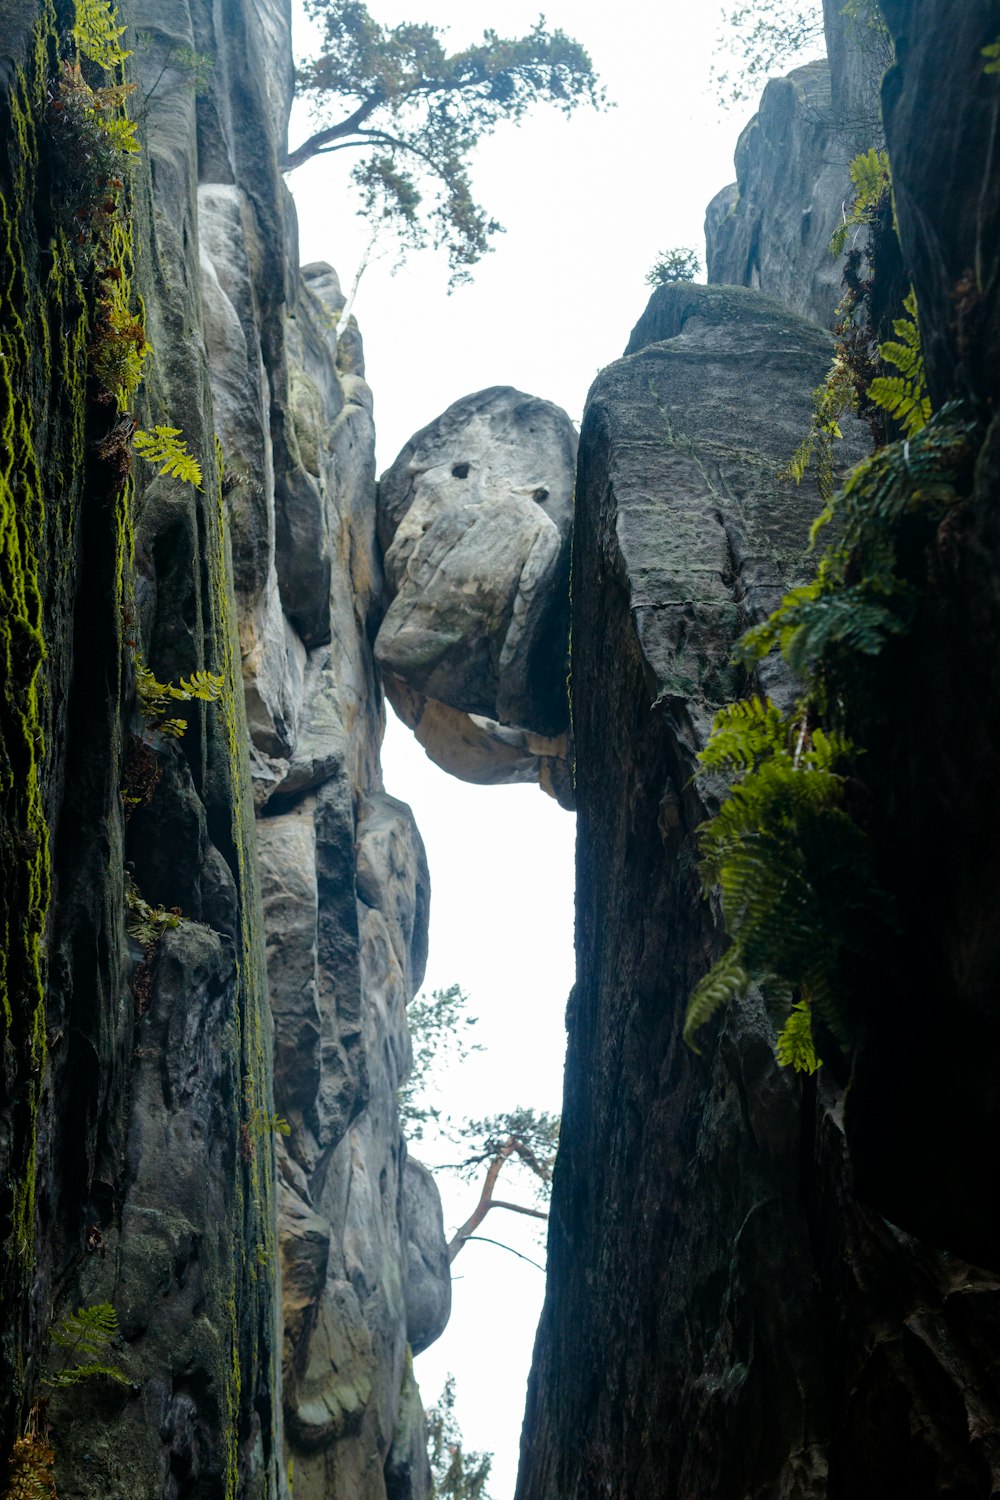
<box><xmin>463</xmin><ymin>1236</ymin><xmax>546</xmax><ymax>1272</ymax></box>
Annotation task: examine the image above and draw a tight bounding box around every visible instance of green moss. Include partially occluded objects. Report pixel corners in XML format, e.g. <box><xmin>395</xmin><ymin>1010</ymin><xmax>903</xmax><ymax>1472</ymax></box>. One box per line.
<box><xmin>1</xmin><ymin>0</ymin><xmax>138</xmax><ymax>1443</ymax></box>
<box><xmin>207</xmin><ymin>439</ymin><xmax>278</xmax><ymax>1498</ymax></box>
<box><xmin>0</xmin><ymin>20</ymin><xmax>61</xmax><ymax>1370</ymax></box>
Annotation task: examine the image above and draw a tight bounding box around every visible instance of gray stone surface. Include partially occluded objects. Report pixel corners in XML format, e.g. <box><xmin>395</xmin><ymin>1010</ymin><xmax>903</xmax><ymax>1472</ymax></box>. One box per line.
<box><xmin>517</xmin><ymin>284</ymin><xmax>1000</xmax><ymax>1500</ymax></box>
<box><xmin>705</xmin><ymin>7</ymin><xmax>887</xmax><ymax>327</ymax></box>
<box><xmin>376</xmin><ymin>387</ymin><xmax>577</xmax><ymax>789</ymax></box>
<box><xmin>402</xmin><ymin>1160</ymin><xmax>452</xmax><ymax>1356</ymax></box>
<box><xmin>0</xmin><ymin>2</ymin><xmax>447</xmax><ymax>1497</ymax></box>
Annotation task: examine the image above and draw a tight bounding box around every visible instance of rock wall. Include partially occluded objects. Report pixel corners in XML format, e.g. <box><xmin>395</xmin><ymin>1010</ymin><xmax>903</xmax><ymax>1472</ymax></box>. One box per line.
<box><xmin>705</xmin><ymin>2</ymin><xmax>887</xmax><ymax>326</ymax></box>
<box><xmin>836</xmin><ymin>0</ymin><xmax>1000</xmax><ymax>1268</ymax></box>
<box><xmin>518</xmin><ymin>5</ymin><xmax>1000</xmax><ymax>1497</ymax></box>
<box><xmin>0</xmin><ymin>2</ymin><xmax>449</xmax><ymax>1498</ymax></box>
<box><xmin>515</xmin><ymin>278</ymin><xmax>1000</xmax><ymax>1499</ymax></box>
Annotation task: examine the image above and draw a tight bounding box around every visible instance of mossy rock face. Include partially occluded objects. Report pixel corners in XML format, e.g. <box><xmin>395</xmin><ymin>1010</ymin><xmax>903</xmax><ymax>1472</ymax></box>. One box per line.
<box><xmin>0</xmin><ymin>2</ymin><xmax>280</xmax><ymax>1493</ymax></box>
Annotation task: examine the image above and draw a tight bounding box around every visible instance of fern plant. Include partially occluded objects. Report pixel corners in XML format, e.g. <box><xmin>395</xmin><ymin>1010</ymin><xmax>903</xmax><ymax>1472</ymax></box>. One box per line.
<box><xmin>134</xmin><ymin>658</ymin><xmax>224</xmax><ymax>738</ymax></box>
<box><xmin>46</xmin><ymin>1303</ymin><xmax>128</xmax><ymax>1389</ymax></box>
<box><xmin>3</xmin><ymin>1434</ymin><xmax>57</xmax><ymax>1500</ymax></box>
<box><xmin>133</xmin><ymin>426</ymin><xmax>203</xmax><ymax>488</ymax></box>
<box><xmin>686</xmin><ymin>699</ymin><xmax>868</xmax><ymax>1070</ymax></box>
<box><xmin>830</xmin><ymin>147</ymin><xmax>891</xmax><ymax>257</ymax></box>
<box><xmin>746</xmin><ymin>405</ymin><xmax>975</xmax><ymax>699</ymax></box>
<box><xmin>91</xmin><ymin>299</ymin><xmax>151</xmax><ymax>411</ymax></box>
<box><xmin>686</xmin><ymin>405</ymin><xmax>978</xmax><ymax>1068</ymax></box>
<box><xmin>73</xmin><ymin>0</ymin><xmax>132</xmax><ymax>71</ymax></box>
<box><xmin>125</xmin><ymin>879</ymin><xmax>183</xmax><ymax>948</ymax></box>
<box><xmin>867</xmin><ymin>289</ymin><xmax>931</xmax><ymax>438</ymax></box>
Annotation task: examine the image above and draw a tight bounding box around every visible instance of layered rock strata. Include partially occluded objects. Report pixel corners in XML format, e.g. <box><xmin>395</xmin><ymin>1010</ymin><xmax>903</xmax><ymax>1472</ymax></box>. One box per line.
<box><xmin>516</xmin><ymin>283</ymin><xmax>1000</xmax><ymax>1499</ymax></box>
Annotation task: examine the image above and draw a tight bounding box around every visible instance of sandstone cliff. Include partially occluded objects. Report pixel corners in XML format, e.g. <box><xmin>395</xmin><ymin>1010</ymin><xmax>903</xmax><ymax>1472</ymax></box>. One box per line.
<box><xmin>0</xmin><ymin>2</ymin><xmax>449</xmax><ymax>1497</ymax></box>
<box><xmin>518</xmin><ymin>3</ymin><xmax>1000</xmax><ymax>1495</ymax></box>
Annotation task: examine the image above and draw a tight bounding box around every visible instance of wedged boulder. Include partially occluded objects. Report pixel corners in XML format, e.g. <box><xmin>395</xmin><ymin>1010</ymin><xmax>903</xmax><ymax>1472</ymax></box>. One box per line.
<box><xmin>376</xmin><ymin>387</ymin><xmax>576</xmax><ymax>793</ymax></box>
<box><xmin>402</xmin><ymin>1159</ymin><xmax>451</xmax><ymax>1356</ymax></box>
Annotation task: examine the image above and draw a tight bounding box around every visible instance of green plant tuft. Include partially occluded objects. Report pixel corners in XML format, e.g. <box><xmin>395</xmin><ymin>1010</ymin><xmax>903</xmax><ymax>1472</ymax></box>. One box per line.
<box><xmin>125</xmin><ymin>879</ymin><xmax>183</xmax><ymax>948</ymax></box>
<box><xmin>133</xmin><ymin>425</ymin><xmax>203</xmax><ymax>488</ymax></box>
<box><xmin>134</xmin><ymin>657</ymin><xmax>224</xmax><ymax>738</ymax></box>
<box><xmin>46</xmin><ymin>1303</ymin><xmax>128</xmax><ymax>1389</ymax></box>
<box><xmin>867</xmin><ymin>288</ymin><xmax>931</xmax><ymax>438</ymax></box>
<box><xmin>72</xmin><ymin>0</ymin><xmax>132</xmax><ymax>71</ymax></box>
<box><xmin>830</xmin><ymin>147</ymin><xmax>891</xmax><ymax>258</ymax></box>
<box><xmin>686</xmin><ymin>405</ymin><xmax>978</xmax><ymax>1066</ymax></box>
<box><xmin>3</xmin><ymin>1433</ymin><xmax>57</xmax><ymax>1500</ymax></box>
<box><xmin>775</xmin><ymin>1000</ymin><xmax>820</xmax><ymax>1074</ymax></box>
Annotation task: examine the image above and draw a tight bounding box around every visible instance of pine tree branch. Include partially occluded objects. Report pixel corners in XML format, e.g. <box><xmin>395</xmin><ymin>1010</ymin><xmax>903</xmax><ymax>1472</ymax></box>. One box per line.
<box><xmin>282</xmin><ymin>93</ymin><xmax>384</xmax><ymax>170</ymax></box>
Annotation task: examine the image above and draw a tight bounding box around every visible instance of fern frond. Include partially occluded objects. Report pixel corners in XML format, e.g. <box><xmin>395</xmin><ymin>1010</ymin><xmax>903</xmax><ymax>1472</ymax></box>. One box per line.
<box><xmin>173</xmin><ymin>669</ymin><xmax>224</xmax><ymax>702</ymax></box>
<box><xmin>50</xmin><ymin>1360</ymin><xmax>130</xmax><ymax>1387</ymax></box>
<box><xmin>134</xmin><ymin>659</ymin><xmax>172</xmax><ymax>716</ymax></box>
<box><xmin>47</xmin><ymin>1302</ymin><xmax>128</xmax><ymax>1390</ymax></box>
<box><xmin>4</xmin><ymin>1434</ymin><xmax>57</xmax><ymax>1500</ymax></box>
<box><xmin>73</xmin><ymin>0</ymin><xmax>132</xmax><ymax>71</ymax></box>
<box><xmin>868</xmin><ymin>288</ymin><xmax>931</xmax><ymax>438</ymax></box>
<box><xmin>829</xmin><ymin>147</ymin><xmax>890</xmax><ymax>257</ymax></box>
<box><xmin>157</xmin><ymin>716</ymin><xmax>188</xmax><ymax>738</ymax></box>
<box><xmin>849</xmin><ymin>147</ymin><xmax>891</xmax><ymax>213</ymax></box>
<box><xmin>133</xmin><ymin>426</ymin><xmax>203</xmax><ymax>488</ymax></box>
<box><xmin>983</xmin><ymin>38</ymin><xmax>1000</xmax><ymax>74</ymax></box>
<box><xmin>698</xmin><ymin>697</ymin><xmax>787</xmax><ymax>775</ymax></box>
<box><xmin>96</xmin><ymin>112</ymin><xmax>140</xmax><ymax>153</ymax></box>
<box><xmin>775</xmin><ymin>1001</ymin><xmax>820</xmax><ymax>1073</ymax></box>
<box><xmin>125</xmin><ymin>881</ymin><xmax>183</xmax><ymax>947</ymax></box>
<box><xmin>50</xmin><ymin>1302</ymin><xmax>118</xmax><ymax>1350</ymax></box>
<box><xmin>683</xmin><ymin>946</ymin><xmax>749</xmax><ymax>1053</ymax></box>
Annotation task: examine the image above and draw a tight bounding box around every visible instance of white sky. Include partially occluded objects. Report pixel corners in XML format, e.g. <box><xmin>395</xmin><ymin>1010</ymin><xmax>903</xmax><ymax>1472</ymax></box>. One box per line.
<box><xmin>287</xmin><ymin>2</ymin><xmax>823</xmax><ymax>1493</ymax></box>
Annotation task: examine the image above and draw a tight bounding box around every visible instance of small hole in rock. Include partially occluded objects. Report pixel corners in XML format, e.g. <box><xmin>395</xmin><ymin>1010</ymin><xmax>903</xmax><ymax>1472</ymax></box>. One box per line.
<box><xmin>452</xmin><ymin>462</ymin><xmax>470</xmax><ymax>479</ymax></box>
<box><xmin>533</xmin><ymin>487</ymin><xmax>549</xmax><ymax>502</ymax></box>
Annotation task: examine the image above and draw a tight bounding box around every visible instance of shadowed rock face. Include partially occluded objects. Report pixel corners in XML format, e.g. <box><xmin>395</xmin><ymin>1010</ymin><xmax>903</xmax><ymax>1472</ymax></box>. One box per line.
<box><xmin>516</xmin><ymin>282</ymin><xmax>1000</xmax><ymax>1500</ymax></box>
<box><xmin>376</xmin><ymin>387</ymin><xmax>577</xmax><ymax>802</ymax></box>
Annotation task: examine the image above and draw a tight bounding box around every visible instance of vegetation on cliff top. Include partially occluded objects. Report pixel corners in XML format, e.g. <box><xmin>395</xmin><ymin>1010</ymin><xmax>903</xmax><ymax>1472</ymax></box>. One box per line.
<box><xmin>287</xmin><ymin>0</ymin><xmax>607</xmax><ymax>283</ymax></box>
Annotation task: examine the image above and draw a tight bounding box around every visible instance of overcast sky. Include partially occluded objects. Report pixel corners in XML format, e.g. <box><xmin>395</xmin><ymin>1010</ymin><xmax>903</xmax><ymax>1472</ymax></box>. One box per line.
<box><xmin>287</xmin><ymin>2</ymin><xmax>823</xmax><ymax>1492</ymax></box>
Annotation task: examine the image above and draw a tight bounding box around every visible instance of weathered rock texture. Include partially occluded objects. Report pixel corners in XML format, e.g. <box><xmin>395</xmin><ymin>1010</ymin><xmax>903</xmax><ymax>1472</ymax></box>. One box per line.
<box><xmin>376</xmin><ymin>387</ymin><xmax>577</xmax><ymax>805</ymax></box>
<box><xmin>835</xmin><ymin>0</ymin><xmax>1000</xmax><ymax>1267</ymax></box>
<box><xmin>0</xmin><ymin>2</ymin><xmax>448</xmax><ymax>1498</ymax></box>
<box><xmin>705</xmin><ymin>2</ymin><xmax>887</xmax><ymax>326</ymax></box>
<box><xmin>515</xmin><ymin>282</ymin><xmax>1000</xmax><ymax>1500</ymax></box>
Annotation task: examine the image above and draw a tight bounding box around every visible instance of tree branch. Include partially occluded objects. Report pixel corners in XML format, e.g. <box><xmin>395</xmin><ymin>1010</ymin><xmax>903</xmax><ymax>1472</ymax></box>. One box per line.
<box><xmin>462</xmin><ymin>1236</ymin><xmax>546</xmax><ymax>1272</ymax></box>
<box><xmin>282</xmin><ymin>93</ymin><xmax>384</xmax><ymax>171</ymax></box>
<box><xmin>486</xmin><ymin>1200</ymin><xmax>548</xmax><ymax>1221</ymax></box>
<box><xmin>447</xmin><ymin>1139</ymin><xmax>551</xmax><ymax>1262</ymax></box>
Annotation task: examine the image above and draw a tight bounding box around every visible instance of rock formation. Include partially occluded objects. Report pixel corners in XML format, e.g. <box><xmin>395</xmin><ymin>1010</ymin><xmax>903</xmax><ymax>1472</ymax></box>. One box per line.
<box><xmin>516</xmin><ymin>274</ymin><xmax>1000</xmax><ymax>1499</ymax></box>
<box><xmin>5</xmin><ymin>0</ymin><xmax>1000</xmax><ymax>1498</ymax></box>
<box><xmin>376</xmin><ymin>387</ymin><xmax>577</xmax><ymax>806</ymax></box>
<box><xmin>0</xmin><ymin>2</ymin><xmax>449</xmax><ymax>1498</ymax></box>
<box><xmin>705</xmin><ymin>1</ymin><xmax>887</xmax><ymax>326</ymax></box>
<box><xmin>518</xmin><ymin>5</ymin><xmax>1000</xmax><ymax>1498</ymax></box>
